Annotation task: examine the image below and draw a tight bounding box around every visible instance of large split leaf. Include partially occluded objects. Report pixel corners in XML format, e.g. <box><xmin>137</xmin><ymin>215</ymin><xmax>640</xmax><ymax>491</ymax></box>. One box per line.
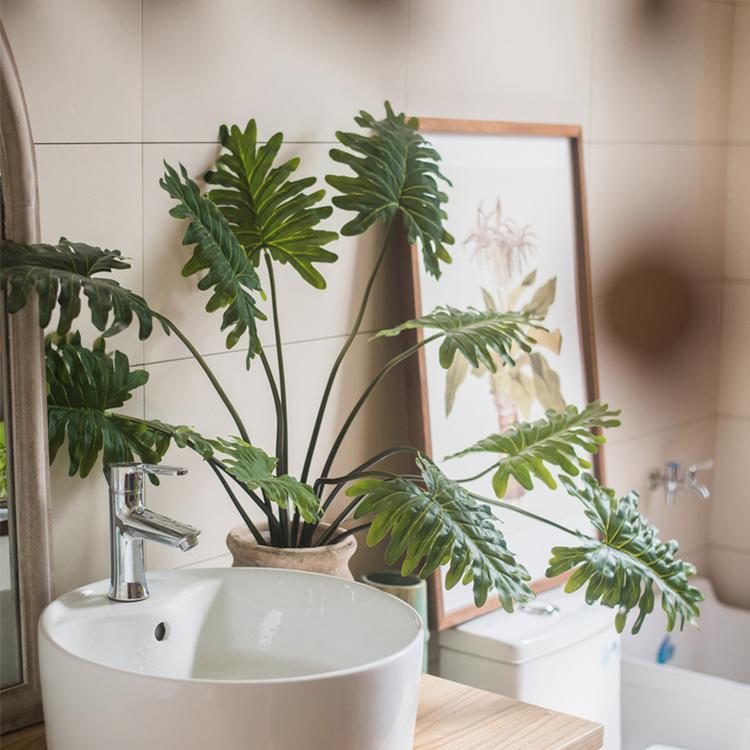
<box><xmin>160</xmin><ymin>162</ymin><xmax>266</xmax><ymax>366</ymax></box>
<box><xmin>1</xmin><ymin>238</ymin><xmax>161</xmax><ymax>339</ymax></box>
<box><xmin>548</xmin><ymin>474</ymin><xmax>702</xmax><ymax>634</ymax></box>
<box><xmin>205</xmin><ymin>121</ymin><xmax>338</xmax><ymax>289</ymax></box>
<box><xmin>448</xmin><ymin>403</ymin><xmax>621</xmax><ymax>497</ymax></box>
<box><xmin>327</xmin><ymin>102</ymin><xmax>454</xmax><ymax>279</ymax></box>
<box><xmin>46</xmin><ymin>334</ymin><xmax>167</xmax><ymax>478</ymax></box>
<box><xmin>214</xmin><ymin>439</ymin><xmax>320</xmax><ymax>523</ymax></box>
<box><xmin>377</xmin><ymin>306</ymin><xmax>536</xmax><ymax>370</ymax></box>
<box><xmin>348</xmin><ymin>455</ymin><xmax>533</xmax><ymax>610</ymax></box>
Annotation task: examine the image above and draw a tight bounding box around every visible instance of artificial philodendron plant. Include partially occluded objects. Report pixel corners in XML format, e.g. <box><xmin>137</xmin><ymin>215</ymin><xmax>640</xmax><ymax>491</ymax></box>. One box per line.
<box><xmin>1</xmin><ymin>103</ymin><xmax>702</xmax><ymax>634</ymax></box>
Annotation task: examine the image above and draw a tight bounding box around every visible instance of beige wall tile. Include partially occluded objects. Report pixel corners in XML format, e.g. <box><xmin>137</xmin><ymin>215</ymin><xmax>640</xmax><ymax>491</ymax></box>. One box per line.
<box><xmin>595</xmin><ymin>282</ymin><xmax>721</xmax><ymax>442</ymax></box>
<box><xmin>591</xmin><ymin>0</ymin><xmax>733</xmax><ymax>142</ymax></box>
<box><xmin>1</xmin><ymin>0</ymin><xmax>141</xmax><ymax>143</ymax></box>
<box><xmin>718</xmin><ymin>281</ymin><xmax>750</xmax><ymax>417</ymax></box>
<box><xmin>708</xmin><ymin>545</ymin><xmax>750</xmax><ymax>608</ymax></box>
<box><xmin>35</xmin><ymin>144</ymin><xmax>144</xmax><ymax>363</ymax></box>
<box><xmin>141</xmin><ymin>142</ymin><xmax>403</xmax><ymax>364</ymax></box>
<box><xmin>142</xmin><ymin>0</ymin><xmax>408</xmax><ymax>143</ymax></box>
<box><xmin>141</xmin><ymin>332</ymin><xmax>411</xmax><ymax>570</ymax></box>
<box><xmin>729</xmin><ymin>6</ymin><xmax>750</xmax><ymax>141</ymax></box>
<box><xmin>709</xmin><ymin>418</ymin><xmax>750</xmax><ymax>551</ymax></box>
<box><xmin>724</xmin><ymin>146</ymin><xmax>750</xmax><ymax>278</ymax></box>
<box><xmin>603</xmin><ymin>418</ymin><xmax>715</xmax><ymax>562</ymax></box>
<box><xmin>407</xmin><ymin>0</ymin><xmax>594</xmax><ymax>129</ymax></box>
<box><xmin>588</xmin><ymin>144</ymin><xmax>726</xmax><ymax>291</ymax></box>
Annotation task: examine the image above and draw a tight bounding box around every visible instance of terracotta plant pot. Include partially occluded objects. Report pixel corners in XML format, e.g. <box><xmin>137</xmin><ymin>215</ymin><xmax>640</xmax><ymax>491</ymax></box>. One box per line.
<box><xmin>226</xmin><ymin>522</ymin><xmax>357</xmax><ymax>580</ymax></box>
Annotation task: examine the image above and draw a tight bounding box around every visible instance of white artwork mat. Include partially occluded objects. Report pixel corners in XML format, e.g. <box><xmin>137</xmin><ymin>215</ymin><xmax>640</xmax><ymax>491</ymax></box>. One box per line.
<box><xmin>417</xmin><ymin>131</ymin><xmax>596</xmax><ymax>617</ymax></box>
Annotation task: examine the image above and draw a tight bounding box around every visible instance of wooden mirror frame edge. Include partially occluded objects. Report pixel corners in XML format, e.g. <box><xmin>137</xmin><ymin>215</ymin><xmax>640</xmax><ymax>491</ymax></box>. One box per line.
<box><xmin>0</xmin><ymin>20</ymin><xmax>53</xmax><ymax>734</ymax></box>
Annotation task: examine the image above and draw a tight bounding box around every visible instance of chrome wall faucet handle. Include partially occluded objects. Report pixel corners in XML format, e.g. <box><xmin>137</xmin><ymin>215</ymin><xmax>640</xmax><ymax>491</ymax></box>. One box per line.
<box><xmin>108</xmin><ymin>462</ymin><xmax>199</xmax><ymax>603</ymax></box>
<box><xmin>649</xmin><ymin>459</ymin><xmax>713</xmax><ymax>506</ymax></box>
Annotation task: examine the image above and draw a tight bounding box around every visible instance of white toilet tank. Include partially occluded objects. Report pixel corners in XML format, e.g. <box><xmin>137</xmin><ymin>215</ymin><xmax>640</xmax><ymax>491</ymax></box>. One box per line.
<box><xmin>439</xmin><ymin>586</ymin><xmax>621</xmax><ymax>750</ymax></box>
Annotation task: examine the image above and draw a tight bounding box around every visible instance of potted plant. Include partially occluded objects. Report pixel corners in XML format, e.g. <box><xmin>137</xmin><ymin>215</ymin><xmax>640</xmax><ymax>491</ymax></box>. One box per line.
<box><xmin>1</xmin><ymin>104</ymin><xmax>701</xmax><ymax>634</ymax></box>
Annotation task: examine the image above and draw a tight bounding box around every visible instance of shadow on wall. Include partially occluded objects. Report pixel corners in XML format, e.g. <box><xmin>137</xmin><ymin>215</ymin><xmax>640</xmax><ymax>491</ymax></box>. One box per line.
<box><xmin>601</xmin><ymin>250</ymin><xmax>699</xmax><ymax>365</ymax></box>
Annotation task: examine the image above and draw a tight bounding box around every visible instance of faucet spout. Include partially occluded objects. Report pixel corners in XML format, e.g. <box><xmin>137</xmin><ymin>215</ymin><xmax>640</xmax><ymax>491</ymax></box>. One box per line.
<box><xmin>123</xmin><ymin>508</ymin><xmax>200</xmax><ymax>550</ymax></box>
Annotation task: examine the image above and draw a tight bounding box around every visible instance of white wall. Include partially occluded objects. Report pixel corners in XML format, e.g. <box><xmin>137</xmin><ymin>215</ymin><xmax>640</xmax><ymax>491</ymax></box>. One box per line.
<box><xmin>1</xmin><ymin>0</ymin><xmax>737</xmax><ymax>597</ymax></box>
<box><xmin>711</xmin><ymin>2</ymin><xmax>750</xmax><ymax>609</ymax></box>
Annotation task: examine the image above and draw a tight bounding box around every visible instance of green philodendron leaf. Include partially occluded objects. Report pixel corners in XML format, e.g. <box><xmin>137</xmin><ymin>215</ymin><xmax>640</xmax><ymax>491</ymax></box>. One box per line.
<box><xmin>0</xmin><ymin>238</ymin><xmax>162</xmax><ymax>339</ymax></box>
<box><xmin>376</xmin><ymin>306</ymin><xmax>536</xmax><ymax>371</ymax></box>
<box><xmin>548</xmin><ymin>474</ymin><xmax>703</xmax><ymax>634</ymax></box>
<box><xmin>448</xmin><ymin>403</ymin><xmax>621</xmax><ymax>497</ymax></box>
<box><xmin>347</xmin><ymin>454</ymin><xmax>533</xmax><ymax>611</ymax></box>
<box><xmin>214</xmin><ymin>438</ymin><xmax>320</xmax><ymax>523</ymax></box>
<box><xmin>160</xmin><ymin>162</ymin><xmax>266</xmax><ymax>367</ymax></box>
<box><xmin>205</xmin><ymin>121</ymin><xmax>339</xmax><ymax>289</ymax></box>
<box><xmin>326</xmin><ymin>102</ymin><xmax>454</xmax><ymax>279</ymax></box>
<box><xmin>45</xmin><ymin>334</ymin><xmax>168</xmax><ymax>479</ymax></box>
<box><xmin>146</xmin><ymin>420</ymin><xmax>217</xmax><ymax>460</ymax></box>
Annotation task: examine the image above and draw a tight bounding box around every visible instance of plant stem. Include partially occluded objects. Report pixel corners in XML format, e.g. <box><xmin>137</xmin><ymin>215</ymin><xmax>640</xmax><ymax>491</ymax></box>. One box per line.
<box><xmin>319</xmin><ymin>333</ymin><xmax>442</xmax><ymax>481</ymax></box>
<box><xmin>328</xmin><ymin>523</ymin><xmax>372</xmax><ymax>545</ymax></box>
<box><xmin>264</xmin><ymin>253</ymin><xmax>290</xmax><ymax>544</ymax></box>
<box><xmin>452</xmin><ymin>461</ymin><xmax>501</xmax><ymax>483</ymax></box>
<box><xmin>300</xmin><ymin>223</ymin><xmax>393</xmax><ymax>484</ymax></box>
<box><xmin>257</xmin><ymin>346</ymin><xmax>286</xmax><ymax>544</ymax></box>
<box><xmin>300</xmin><ymin>446</ymin><xmax>418</xmax><ymax>546</ymax></box>
<box><xmin>162</xmin><ymin>318</ymin><xmax>249</xmax><ymax>442</ymax></box>
<box><xmin>314</xmin><ymin>446</ymin><xmax>418</xmax><ymax>500</ymax></box>
<box><xmin>208</xmin><ymin>460</ymin><xmax>265</xmax><ymax>544</ymax></box>
<box><xmin>314</xmin><ymin>495</ymin><xmax>365</xmax><ymax>547</ymax></box>
<box><xmin>471</xmin><ymin>491</ymin><xmax>580</xmax><ymax>537</ymax></box>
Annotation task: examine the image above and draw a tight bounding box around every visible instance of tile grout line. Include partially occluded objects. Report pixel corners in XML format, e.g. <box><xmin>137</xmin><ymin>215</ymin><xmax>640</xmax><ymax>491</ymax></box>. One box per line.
<box><xmin>587</xmin><ymin>0</ymin><xmax>596</xmax><ymax>141</ymax></box>
<box><xmin>606</xmin><ymin>414</ymin><xmax>717</xmax><ymax>447</ymax></box>
<box><xmin>707</xmin><ymin>542</ymin><xmax>750</xmax><ymax>556</ymax></box>
<box><xmin>716</xmin><ymin>412</ymin><xmax>750</xmax><ymax>422</ymax></box>
<box><xmin>32</xmin><ymin>139</ymin><xmax>750</xmax><ymax>148</ymax></box>
<box><xmin>141</xmin><ymin>0</ymin><xmax>146</xmax><ymax>422</ymax></box>
<box><xmin>136</xmin><ymin>328</ymin><xmax>382</xmax><ymax>369</ymax></box>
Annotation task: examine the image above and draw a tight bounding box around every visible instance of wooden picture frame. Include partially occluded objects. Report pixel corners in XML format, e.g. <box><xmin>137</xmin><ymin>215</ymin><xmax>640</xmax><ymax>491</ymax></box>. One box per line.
<box><xmin>398</xmin><ymin>118</ymin><xmax>602</xmax><ymax>632</ymax></box>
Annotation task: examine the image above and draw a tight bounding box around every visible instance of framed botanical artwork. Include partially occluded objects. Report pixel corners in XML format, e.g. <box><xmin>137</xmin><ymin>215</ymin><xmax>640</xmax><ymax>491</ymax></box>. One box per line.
<box><xmin>398</xmin><ymin>119</ymin><xmax>602</xmax><ymax>631</ymax></box>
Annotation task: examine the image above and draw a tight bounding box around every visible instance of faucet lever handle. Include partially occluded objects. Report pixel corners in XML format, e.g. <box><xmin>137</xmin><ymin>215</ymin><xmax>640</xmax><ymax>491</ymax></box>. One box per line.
<box><xmin>687</xmin><ymin>459</ymin><xmax>714</xmax><ymax>479</ymax></box>
<box><xmin>142</xmin><ymin>464</ymin><xmax>188</xmax><ymax>477</ymax></box>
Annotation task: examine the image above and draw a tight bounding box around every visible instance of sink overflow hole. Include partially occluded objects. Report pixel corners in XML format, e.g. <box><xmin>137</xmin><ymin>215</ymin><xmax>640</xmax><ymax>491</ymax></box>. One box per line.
<box><xmin>154</xmin><ymin>622</ymin><xmax>169</xmax><ymax>642</ymax></box>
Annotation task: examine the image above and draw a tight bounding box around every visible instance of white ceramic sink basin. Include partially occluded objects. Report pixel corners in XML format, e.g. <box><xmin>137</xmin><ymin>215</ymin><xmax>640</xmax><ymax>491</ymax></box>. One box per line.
<box><xmin>39</xmin><ymin>568</ymin><xmax>423</xmax><ymax>750</ymax></box>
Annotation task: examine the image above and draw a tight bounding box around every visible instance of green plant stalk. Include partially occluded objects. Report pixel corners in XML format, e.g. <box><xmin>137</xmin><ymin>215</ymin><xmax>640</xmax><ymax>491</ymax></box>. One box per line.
<box><xmin>474</xmin><ymin>490</ymin><xmax>579</xmax><ymax>537</ymax></box>
<box><xmin>208</xmin><ymin>460</ymin><xmax>265</xmax><ymax>545</ymax></box>
<box><xmin>264</xmin><ymin>253</ymin><xmax>290</xmax><ymax>544</ymax></box>
<box><xmin>314</xmin><ymin>494</ymin><xmax>367</xmax><ymax>547</ymax></box>
<box><xmin>301</xmin><ymin>446</ymin><xmax>419</xmax><ymax>546</ymax></box>
<box><xmin>256</xmin><ymin>346</ymin><xmax>286</xmax><ymax>543</ymax></box>
<box><xmin>453</xmin><ymin>461</ymin><xmax>501</xmax><ymax>484</ymax></box>
<box><xmin>162</xmin><ymin>318</ymin><xmax>250</xmax><ymax>443</ymax></box>
<box><xmin>319</xmin><ymin>333</ymin><xmax>442</xmax><ymax>481</ymax></box>
<box><xmin>300</xmin><ymin>223</ymin><xmax>394</xmax><ymax>485</ymax></box>
<box><xmin>328</xmin><ymin>523</ymin><xmax>371</xmax><ymax>545</ymax></box>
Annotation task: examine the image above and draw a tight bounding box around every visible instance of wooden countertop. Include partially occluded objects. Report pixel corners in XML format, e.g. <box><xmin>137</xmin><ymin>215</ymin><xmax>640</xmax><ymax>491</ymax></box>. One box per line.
<box><xmin>3</xmin><ymin>675</ymin><xmax>602</xmax><ymax>750</ymax></box>
<box><xmin>416</xmin><ymin>674</ymin><xmax>603</xmax><ymax>750</ymax></box>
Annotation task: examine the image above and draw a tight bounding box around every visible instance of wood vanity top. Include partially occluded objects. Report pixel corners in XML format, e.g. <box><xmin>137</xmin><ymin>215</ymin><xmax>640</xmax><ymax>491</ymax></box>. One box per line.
<box><xmin>2</xmin><ymin>675</ymin><xmax>602</xmax><ymax>750</ymax></box>
<box><xmin>415</xmin><ymin>675</ymin><xmax>603</xmax><ymax>750</ymax></box>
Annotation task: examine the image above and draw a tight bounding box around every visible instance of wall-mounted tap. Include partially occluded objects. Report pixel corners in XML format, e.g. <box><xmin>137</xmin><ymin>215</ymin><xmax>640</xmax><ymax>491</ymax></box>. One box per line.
<box><xmin>648</xmin><ymin>459</ymin><xmax>714</xmax><ymax>506</ymax></box>
<box><xmin>108</xmin><ymin>463</ymin><xmax>200</xmax><ymax>602</ymax></box>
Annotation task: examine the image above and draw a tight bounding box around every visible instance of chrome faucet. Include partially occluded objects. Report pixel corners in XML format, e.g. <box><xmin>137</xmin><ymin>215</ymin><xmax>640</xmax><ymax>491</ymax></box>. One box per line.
<box><xmin>649</xmin><ymin>459</ymin><xmax>713</xmax><ymax>506</ymax></box>
<box><xmin>108</xmin><ymin>463</ymin><xmax>200</xmax><ymax>602</ymax></box>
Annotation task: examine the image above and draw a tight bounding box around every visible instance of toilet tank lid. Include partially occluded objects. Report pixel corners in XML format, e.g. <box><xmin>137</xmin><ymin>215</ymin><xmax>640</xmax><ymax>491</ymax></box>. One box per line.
<box><xmin>440</xmin><ymin>587</ymin><xmax>617</xmax><ymax>664</ymax></box>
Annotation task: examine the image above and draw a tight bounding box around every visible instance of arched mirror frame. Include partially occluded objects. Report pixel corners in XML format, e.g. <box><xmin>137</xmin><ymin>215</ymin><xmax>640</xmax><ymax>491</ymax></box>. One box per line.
<box><xmin>0</xmin><ymin>21</ymin><xmax>53</xmax><ymax>734</ymax></box>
